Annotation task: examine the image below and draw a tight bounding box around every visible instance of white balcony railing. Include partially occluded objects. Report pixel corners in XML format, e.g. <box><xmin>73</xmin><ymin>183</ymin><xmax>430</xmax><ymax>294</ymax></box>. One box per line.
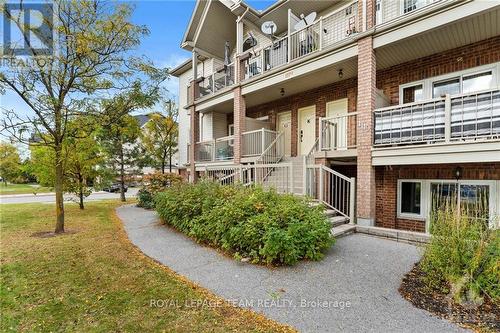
<box><xmin>194</xmin><ymin>136</ymin><xmax>234</xmax><ymax>162</ymax></box>
<box><xmin>242</xmin><ymin>128</ymin><xmax>280</xmax><ymax>157</ymax></box>
<box><xmin>244</xmin><ymin>1</ymin><xmax>358</xmax><ymax>80</ymax></box>
<box><xmin>373</xmin><ymin>88</ymin><xmax>500</xmax><ymax>147</ymax></box>
<box><xmin>194</xmin><ymin>129</ymin><xmax>281</xmax><ymax>163</ymax></box>
<box><xmin>319</xmin><ymin>112</ymin><xmax>358</xmax><ymax>151</ymax></box>
<box><xmin>198</xmin><ymin>63</ymin><xmax>235</xmax><ymax>98</ymax></box>
<box><xmin>376</xmin><ymin>0</ymin><xmax>438</xmax><ymax>25</ymax></box>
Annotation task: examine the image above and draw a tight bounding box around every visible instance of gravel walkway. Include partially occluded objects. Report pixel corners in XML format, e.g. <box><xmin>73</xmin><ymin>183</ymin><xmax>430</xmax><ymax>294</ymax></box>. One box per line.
<box><xmin>117</xmin><ymin>205</ymin><xmax>468</xmax><ymax>333</ymax></box>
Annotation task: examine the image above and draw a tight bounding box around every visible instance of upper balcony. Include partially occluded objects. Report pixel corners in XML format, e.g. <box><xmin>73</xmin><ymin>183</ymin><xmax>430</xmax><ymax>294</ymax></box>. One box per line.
<box><xmin>244</xmin><ymin>1</ymin><xmax>359</xmax><ymax>81</ymax></box>
<box><xmin>372</xmin><ymin>88</ymin><xmax>500</xmax><ymax>165</ymax></box>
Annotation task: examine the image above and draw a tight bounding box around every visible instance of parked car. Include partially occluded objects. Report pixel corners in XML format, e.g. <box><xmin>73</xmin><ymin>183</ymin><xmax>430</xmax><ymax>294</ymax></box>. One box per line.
<box><xmin>103</xmin><ymin>184</ymin><xmax>128</xmax><ymax>193</ymax></box>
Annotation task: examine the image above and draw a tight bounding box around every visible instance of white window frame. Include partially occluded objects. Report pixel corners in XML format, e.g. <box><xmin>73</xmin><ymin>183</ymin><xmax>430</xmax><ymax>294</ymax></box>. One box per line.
<box><xmin>400</xmin><ymin>0</ymin><xmax>426</xmax><ymax>15</ymax></box>
<box><xmin>396</xmin><ymin>179</ymin><xmax>498</xmax><ymax>233</ymax></box>
<box><xmin>399</xmin><ymin>81</ymin><xmax>425</xmax><ymax>104</ymax></box>
<box><xmin>398</xmin><ymin>62</ymin><xmax>500</xmax><ymax>105</ymax></box>
<box><xmin>425</xmin><ymin>179</ymin><xmax>497</xmax><ymax>231</ymax></box>
<box><xmin>375</xmin><ymin>0</ymin><xmax>383</xmax><ymax>24</ymax></box>
<box><xmin>397</xmin><ymin>179</ymin><xmax>426</xmax><ymax>220</ymax></box>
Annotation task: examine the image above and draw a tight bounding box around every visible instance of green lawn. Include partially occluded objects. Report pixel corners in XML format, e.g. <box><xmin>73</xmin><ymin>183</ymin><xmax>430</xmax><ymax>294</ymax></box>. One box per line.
<box><xmin>0</xmin><ymin>183</ymin><xmax>52</xmax><ymax>195</ymax></box>
<box><xmin>0</xmin><ymin>201</ymin><xmax>293</xmax><ymax>333</ymax></box>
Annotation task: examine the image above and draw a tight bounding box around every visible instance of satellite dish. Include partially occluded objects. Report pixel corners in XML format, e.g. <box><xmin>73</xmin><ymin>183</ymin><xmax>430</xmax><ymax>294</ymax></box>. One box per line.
<box><xmin>261</xmin><ymin>21</ymin><xmax>277</xmax><ymax>36</ymax></box>
<box><xmin>294</xmin><ymin>11</ymin><xmax>317</xmax><ymax>31</ymax></box>
<box><xmin>243</xmin><ymin>34</ymin><xmax>257</xmax><ymax>52</ymax></box>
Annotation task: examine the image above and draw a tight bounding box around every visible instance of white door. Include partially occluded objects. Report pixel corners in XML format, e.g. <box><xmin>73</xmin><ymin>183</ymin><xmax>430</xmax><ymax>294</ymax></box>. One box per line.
<box><xmin>277</xmin><ymin>111</ymin><xmax>292</xmax><ymax>156</ymax></box>
<box><xmin>298</xmin><ymin>106</ymin><xmax>316</xmax><ymax>155</ymax></box>
<box><xmin>326</xmin><ymin>99</ymin><xmax>348</xmax><ymax>149</ymax></box>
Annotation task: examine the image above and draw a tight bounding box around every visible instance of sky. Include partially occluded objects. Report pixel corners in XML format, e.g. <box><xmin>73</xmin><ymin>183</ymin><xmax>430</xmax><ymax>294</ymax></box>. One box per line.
<box><xmin>0</xmin><ymin>0</ymin><xmax>278</xmax><ymax>120</ymax></box>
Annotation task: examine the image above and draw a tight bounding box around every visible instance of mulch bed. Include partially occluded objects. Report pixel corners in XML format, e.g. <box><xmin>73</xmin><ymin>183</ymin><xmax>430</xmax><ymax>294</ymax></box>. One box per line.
<box><xmin>399</xmin><ymin>263</ymin><xmax>499</xmax><ymax>332</ymax></box>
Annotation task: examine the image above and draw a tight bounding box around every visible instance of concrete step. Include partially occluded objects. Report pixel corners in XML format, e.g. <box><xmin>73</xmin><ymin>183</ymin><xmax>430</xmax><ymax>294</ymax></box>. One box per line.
<box><xmin>331</xmin><ymin>224</ymin><xmax>356</xmax><ymax>238</ymax></box>
<box><xmin>324</xmin><ymin>209</ymin><xmax>336</xmax><ymax>217</ymax></box>
<box><xmin>329</xmin><ymin>215</ymin><xmax>349</xmax><ymax>227</ymax></box>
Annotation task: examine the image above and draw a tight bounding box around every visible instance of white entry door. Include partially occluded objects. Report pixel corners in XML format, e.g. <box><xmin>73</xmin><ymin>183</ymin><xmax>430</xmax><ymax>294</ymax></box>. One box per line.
<box><xmin>326</xmin><ymin>99</ymin><xmax>348</xmax><ymax>149</ymax></box>
<box><xmin>277</xmin><ymin>111</ymin><xmax>292</xmax><ymax>156</ymax></box>
<box><xmin>298</xmin><ymin>105</ymin><xmax>316</xmax><ymax>155</ymax></box>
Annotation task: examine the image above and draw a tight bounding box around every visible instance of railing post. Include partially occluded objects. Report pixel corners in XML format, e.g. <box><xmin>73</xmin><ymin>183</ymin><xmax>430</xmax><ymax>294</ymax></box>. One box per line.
<box><xmin>444</xmin><ymin>94</ymin><xmax>451</xmax><ymax>142</ymax></box>
<box><xmin>261</xmin><ymin>128</ymin><xmax>266</xmax><ymax>155</ymax></box>
<box><xmin>212</xmin><ymin>139</ymin><xmax>216</xmax><ymax>162</ymax></box>
<box><xmin>319</xmin><ymin>117</ymin><xmax>323</xmax><ymax>150</ymax></box>
<box><xmin>239</xmin><ymin>164</ymin><xmax>243</xmax><ymax>183</ymax></box>
<box><xmin>349</xmin><ymin>177</ymin><xmax>356</xmax><ymax>224</ymax></box>
<box><xmin>319</xmin><ymin>166</ymin><xmax>324</xmax><ymax>202</ymax></box>
<box><xmin>287</xmin><ymin>34</ymin><xmax>291</xmax><ymax>63</ymax></box>
<box><xmin>319</xmin><ymin>18</ymin><xmax>323</xmax><ymax>50</ymax></box>
<box><xmin>302</xmin><ymin>155</ymin><xmax>307</xmax><ymax>195</ymax></box>
<box><xmin>289</xmin><ymin>163</ymin><xmax>293</xmax><ymax>194</ymax></box>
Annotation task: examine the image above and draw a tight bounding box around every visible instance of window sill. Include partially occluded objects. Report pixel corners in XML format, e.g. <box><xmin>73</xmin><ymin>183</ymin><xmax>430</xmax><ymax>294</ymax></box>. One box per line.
<box><xmin>397</xmin><ymin>214</ymin><xmax>426</xmax><ymax>222</ymax></box>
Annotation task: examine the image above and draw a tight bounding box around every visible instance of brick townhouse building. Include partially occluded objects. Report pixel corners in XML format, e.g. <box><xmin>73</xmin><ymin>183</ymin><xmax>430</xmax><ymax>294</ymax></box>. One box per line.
<box><xmin>172</xmin><ymin>0</ymin><xmax>500</xmax><ymax>234</ymax></box>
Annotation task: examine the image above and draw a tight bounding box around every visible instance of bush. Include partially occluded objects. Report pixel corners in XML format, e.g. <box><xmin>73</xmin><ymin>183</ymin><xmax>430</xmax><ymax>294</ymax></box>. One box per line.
<box><xmin>137</xmin><ymin>172</ymin><xmax>183</xmax><ymax>209</ymax></box>
<box><xmin>155</xmin><ymin>180</ymin><xmax>334</xmax><ymax>265</ymax></box>
<box><xmin>420</xmin><ymin>201</ymin><xmax>499</xmax><ymax>304</ymax></box>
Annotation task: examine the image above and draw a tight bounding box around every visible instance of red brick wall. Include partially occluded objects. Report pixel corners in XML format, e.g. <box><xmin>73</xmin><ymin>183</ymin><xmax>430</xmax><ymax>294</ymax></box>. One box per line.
<box><xmin>375</xmin><ymin>163</ymin><xmax>500</xmax><ymax>232</ymax></box>
<box><xmin>245</xmin><ymin>77</ymin><xmax>358</xmax><ymax>156</ymax></box>
<box><xmin>377</xmin><ymin>36</ymin><xmax>500</xmax><ymax>105</ymax></box>
<box><xmin>356</xmin><ymin>36</ymin><xmax>377</xmax><ymax>223</ymax></box>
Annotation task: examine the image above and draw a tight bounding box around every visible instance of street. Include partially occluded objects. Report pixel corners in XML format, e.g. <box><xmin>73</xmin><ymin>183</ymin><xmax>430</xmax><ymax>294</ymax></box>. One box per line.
<box><xmin>0</xmin><ymin>188</ymin><xmax>139</xmax><ymax>204</ymax></box>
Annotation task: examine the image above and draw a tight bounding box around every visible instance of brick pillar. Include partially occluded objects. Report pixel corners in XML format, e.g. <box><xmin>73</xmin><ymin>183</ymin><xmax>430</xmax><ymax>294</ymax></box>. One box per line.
<box><xmin>233</xmin><ymin>56</ymin><xmax>246</xmax><ymax>164</ymax></box>
<box><xmin>189</xmin><ymin>82</ymin><xmax>199</xmax><ymax>183</ymax></box>
<box><xmin>356</xmin><ymin>36</ymin><xmax>376</xmax><ymax>226</ymax></box>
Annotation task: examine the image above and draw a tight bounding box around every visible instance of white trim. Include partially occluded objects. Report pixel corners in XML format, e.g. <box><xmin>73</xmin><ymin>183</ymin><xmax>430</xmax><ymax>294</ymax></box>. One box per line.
<box><xmin>396</xmin><ymin>178</ymin><xmax>499</xmax><ymax>233</ymax></box>
<box><xmin>398</xmin><ymin>62</ymin><xmax>500</xmax><ymax>104</ymax></box>
<box><xmin>397</xmin><ymin>179</ymin><xmax>426</xmax><ymax>220</ymax></box>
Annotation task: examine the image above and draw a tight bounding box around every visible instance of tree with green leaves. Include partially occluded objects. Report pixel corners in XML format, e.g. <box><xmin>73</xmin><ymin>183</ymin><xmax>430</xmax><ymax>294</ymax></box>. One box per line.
<box><xmin>0</xmin><ymin>143</ymin><xmax>21</xmax><ymax>185</ymax></box>
<box><xmin>0</xmin><ymin>1</ymin><xmax>150</xmax><ymax>233</ymax></box>
<box><xmin>30</xmin><ymin>121</ymin><xmax>103</xmax><ymax>209</ymax></box>
<box><xmin>98</xmin><ymin>114</ymin><xmax>142</xmax><ymax>202</ymax></box>
<box><xmin>141</xmin><ymin>101</ymin><xmax>179</xmax><ymax>173</ymax></box>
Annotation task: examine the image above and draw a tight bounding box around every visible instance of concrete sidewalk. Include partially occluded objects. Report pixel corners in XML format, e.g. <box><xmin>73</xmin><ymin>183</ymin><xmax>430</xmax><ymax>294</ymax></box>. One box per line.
<box><xmin>117</xmin><ymin>205</ymin><xmax>468</xmax><ymax>333</ymax></box>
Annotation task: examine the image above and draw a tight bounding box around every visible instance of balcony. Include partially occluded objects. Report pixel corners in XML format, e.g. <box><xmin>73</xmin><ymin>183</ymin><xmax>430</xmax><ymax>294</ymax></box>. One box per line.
<box><xmin>375</xmin><ymin>0</ymin><xmax>438</xmax><ymax>26</ymax></box>
<box><xmin>193</xmin><ymin>128</ymin><xmax>280</xmax><ymax>163</ymax></box>
<box><xmin>244</xmin><ymin>1</ymin><xmax>358</xmax><ymax>80</ymax></box>
<box><xmin>319</xmin><ymin>112</ymin><xmax>358</xmax><ymax>153</ymax></box>
<box><xmin>372</xmin><ymin>88</ymin><xmax>500</xmax><ymax>165</ymax></box>
<box><xmin>197</xmin><ymin>63</ymin><xmax>235</xmax><ymax>99</ymax></box>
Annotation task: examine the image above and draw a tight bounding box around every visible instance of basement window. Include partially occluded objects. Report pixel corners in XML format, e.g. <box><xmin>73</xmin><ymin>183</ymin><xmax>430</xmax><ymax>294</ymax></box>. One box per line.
<box><xmin>398</xmin><ymin>180</ymin><xmax>423</xmax><ymax>218</ymax></box>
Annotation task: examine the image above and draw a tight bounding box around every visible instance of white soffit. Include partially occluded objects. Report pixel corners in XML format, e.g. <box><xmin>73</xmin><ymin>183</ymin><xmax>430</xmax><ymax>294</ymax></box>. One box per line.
<box><xmin>375</xmin><ymin>4</ymin><xmax>500</xmax><ymax>69</ymax></box>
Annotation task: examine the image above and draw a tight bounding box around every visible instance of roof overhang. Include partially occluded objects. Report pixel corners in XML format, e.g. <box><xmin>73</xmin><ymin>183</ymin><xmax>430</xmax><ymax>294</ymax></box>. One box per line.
<box><xmin>181</xmin><ymin>0</ymin><xmax>237</xmax><ymax>59</ymax></box>
<box><xmin>170</xmin><ymin>59</ymin><xmax>192</xmax><ymax>77</ymax></box>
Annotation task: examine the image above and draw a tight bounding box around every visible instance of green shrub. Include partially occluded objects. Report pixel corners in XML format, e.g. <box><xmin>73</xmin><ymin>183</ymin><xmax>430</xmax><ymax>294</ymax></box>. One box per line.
<box><xmin>155</xmin><ymin>181</ymin><xmax>334</xmax><ymax>265</ymax></box>
<box><xmin>137</xmin><ymin>172</ymin><xmax>183</xmax><ymax>209</ymax></box>
<box><xmin>137</xmin><ymin>188</ymin><xmax>154</xmax><ymax>209</ymax></box>
<box><xmin>420</xmin><ymin>201</ymin><xmax>499</xmax><ymax>304</ymax></box>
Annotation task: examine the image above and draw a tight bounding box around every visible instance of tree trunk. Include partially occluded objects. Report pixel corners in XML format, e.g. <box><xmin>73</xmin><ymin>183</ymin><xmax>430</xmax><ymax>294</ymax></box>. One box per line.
<box><xmin>78</xmin><ymin>173</ymin><xmax>84</xmax><ymax>210</ymax></box>
<box><xmin>119</xmin><ymin>144</ymin><xmax>126</xmax><ymax>202</ymax></box>
<box><xmin>168</xmin><ymin>150</ymin><xmax>172</xmax><ymax>173</ymax></box>
<box><xmin>54</xmin><ymin>145</ymin><xmax>65</xmax><ymax>233</ymax></box>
